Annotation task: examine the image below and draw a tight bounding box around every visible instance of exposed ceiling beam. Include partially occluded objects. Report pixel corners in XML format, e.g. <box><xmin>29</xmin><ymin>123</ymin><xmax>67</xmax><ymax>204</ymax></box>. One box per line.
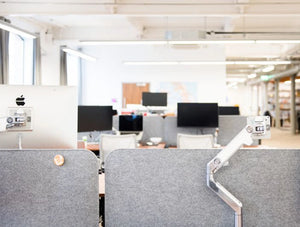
<box><xmin>49</xmin><ymin>25</ymin><xmax>300</xmax><ymax>41</ymax></box>
<box><xmin>3</xmin><ymin>2</ymin><xmax>300</xmax><ymax>16</ymax></box>
<box><xmin>125</xmin><ymin>18</ymin><xmax>146</xmax><ymax>38</ymax></box>
<box><xmin>280</xmin><ymin>44</ymin><xmax>300</xmax><ymax>59</ymax></box>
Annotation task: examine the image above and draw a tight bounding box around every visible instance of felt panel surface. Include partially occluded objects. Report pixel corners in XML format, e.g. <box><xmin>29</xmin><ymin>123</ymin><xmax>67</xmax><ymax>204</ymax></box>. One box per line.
<box><xmin>0</xmin><ymin>149</ymin><xmax>99</xmax><ymax>227</ymax></box>
<box><xmin>105</xmin><ymin>148</ymin><xmax>299</xmax><ymax>227</ymax></box>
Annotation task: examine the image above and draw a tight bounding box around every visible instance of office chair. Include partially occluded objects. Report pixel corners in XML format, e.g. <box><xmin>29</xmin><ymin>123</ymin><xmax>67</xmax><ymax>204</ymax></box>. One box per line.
<box><xmin>99</xmin><ymin>134</ymin><xmax>137</xmax><ymax>168</ymax></box>
<box><xmin>177</xmin><ymin>133</ymin><xmax>214</xmax><ymax>149</ymax></box>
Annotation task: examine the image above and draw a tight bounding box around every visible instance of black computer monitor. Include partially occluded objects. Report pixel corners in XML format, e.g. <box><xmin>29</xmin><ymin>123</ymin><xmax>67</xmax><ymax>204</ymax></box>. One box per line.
<box><xmin>77</xmin><ymin>105</ymin><xmax>113</xmax><ymax>132</ymax></box>
<box><xmin>177</xmin><ymin>103</ymin><xmax>219</xmax><ymax>127</ymax></box>
<box><xmin>142</xmin><ymin>92</ymin><xmax>167</xmax><ymax>106</ymax></box>
<box><xmin>119</xmin><ymin>115</ymin><xmax>143</xmax><ymax>133</ymax></box>
<box><xmin>219</xmin><ymin>106</ymin><xmax>240</xmax><ymax>115</ymax></box>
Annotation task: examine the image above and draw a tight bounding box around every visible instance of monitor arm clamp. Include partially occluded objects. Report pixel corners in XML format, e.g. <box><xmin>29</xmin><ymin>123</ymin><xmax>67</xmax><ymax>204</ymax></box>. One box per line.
<box><xmin>207</xmin><ymin>116</ymin><xmax>270</xmax><ymax>227</ymax></box>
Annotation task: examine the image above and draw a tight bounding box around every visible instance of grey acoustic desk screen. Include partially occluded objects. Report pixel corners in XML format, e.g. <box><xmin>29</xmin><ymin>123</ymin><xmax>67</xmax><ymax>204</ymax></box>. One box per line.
<box><xmin>105</xmin><ymin>148</ymin><xmax>299</xmax><ymax>227</ymax></box>
<box><xmin>0</xmin><ymin>149</ymin><xmax>99</xmax><ymax>227</ymax></box>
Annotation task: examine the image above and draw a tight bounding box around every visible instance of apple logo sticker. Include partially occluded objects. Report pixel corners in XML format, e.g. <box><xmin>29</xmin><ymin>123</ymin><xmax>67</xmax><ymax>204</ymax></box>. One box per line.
<box><xmin>16</xmin><ymin>95</ymin><xmax>25</xmax><ymax>106</ymax></box>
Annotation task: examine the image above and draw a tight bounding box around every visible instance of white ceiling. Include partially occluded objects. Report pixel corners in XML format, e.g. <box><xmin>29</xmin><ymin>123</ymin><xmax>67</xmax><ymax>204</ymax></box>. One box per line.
<box><xmin>2</xmin><ymin>0</ymin><xmax>300</xmax><ymax>79</ymax></box>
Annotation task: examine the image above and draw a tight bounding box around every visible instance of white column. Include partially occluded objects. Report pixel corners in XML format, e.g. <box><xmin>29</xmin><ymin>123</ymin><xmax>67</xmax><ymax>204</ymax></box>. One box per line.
<box><xmin>40</xmin><ymin>30</ymin><xmax>60</xmax><ymax>85</ymax></box>
<box><xmin>291</xmin><ymin>74</ymin><xmax>296</xmax><ymax>134</ymax></box>
<box><xmin>275</xmin><ymin>79</ymin><xmax>280</xmax><ymax>128</ymax></box>
<box><xmin>257</xmin><ymin>84</ymin><xmax>260</xmax><ymax>115</ymax></box>
<box><xmin>263</xmin><ymin>82</ymin><xmax>268</xmax><ymax>114</ymax></box>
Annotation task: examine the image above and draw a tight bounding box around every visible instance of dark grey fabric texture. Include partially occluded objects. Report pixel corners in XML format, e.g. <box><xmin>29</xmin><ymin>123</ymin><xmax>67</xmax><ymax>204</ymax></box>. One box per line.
<box><xmin>105</xmin><ymin>148</ymin><xmax>300</xmax><ymax>227</ymax></box>
<box><xmin>140</xmin><ymin>116</ymin><xmax>165</xmax><ymax>144</ymax></box>
<box><xmin>0</xmin><ymin>149</ymin><xmax>99</xmax><ymax>227</ymax></box>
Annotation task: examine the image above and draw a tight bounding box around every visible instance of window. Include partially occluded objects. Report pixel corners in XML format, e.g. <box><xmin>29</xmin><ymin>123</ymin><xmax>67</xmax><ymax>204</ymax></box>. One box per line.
<box><xmin>8</xmin><ymin>33</ymin><xmax>34</xmax><ymax>85</ymax></box>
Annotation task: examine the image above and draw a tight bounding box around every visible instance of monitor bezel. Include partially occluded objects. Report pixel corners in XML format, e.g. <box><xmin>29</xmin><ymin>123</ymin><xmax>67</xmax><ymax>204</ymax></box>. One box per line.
<box><xmin>177</xmin><ymin>102</ymin><xmax>219</xmax><ymax>127</ymax></box>
<box><xmin>142</xmin><ymin>92</ymin><xmax>168</xmax><ymax>107</ymax></box>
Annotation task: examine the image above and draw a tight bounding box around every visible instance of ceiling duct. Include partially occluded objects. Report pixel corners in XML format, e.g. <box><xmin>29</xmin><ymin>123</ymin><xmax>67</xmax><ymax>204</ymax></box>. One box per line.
<box><xmin>165</xmin><ymin>30</ymin><xmax>206</xmax><ymax>41</ymax></box>
<box><xmin>247</xmin><ymin>65</ymin><xmax>300</xmax><ymax>85</ymax></box>
<box><xmin>271</xmin><ymin>66</ymin><xmax>300</xmax><ymax>80</ymax></box>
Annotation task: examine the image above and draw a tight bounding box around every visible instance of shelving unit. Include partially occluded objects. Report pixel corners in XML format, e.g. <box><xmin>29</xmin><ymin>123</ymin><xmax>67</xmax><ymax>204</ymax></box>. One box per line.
<box><xmin>267</xmin><ymin>81</ymin><xmax>300</xmax><ymax>128</ymax></box>
<box><xmin>296</xmin><ymin>89</ymin><xmax>300</xmax><ymax>111</ymax></box>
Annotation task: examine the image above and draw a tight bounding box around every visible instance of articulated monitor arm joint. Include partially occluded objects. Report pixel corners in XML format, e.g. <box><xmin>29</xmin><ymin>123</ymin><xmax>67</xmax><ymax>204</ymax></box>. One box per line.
<box><xmin>206</xmin><ymin>116</ymin><xmax>270</xmax><ymax>227</ymax></box>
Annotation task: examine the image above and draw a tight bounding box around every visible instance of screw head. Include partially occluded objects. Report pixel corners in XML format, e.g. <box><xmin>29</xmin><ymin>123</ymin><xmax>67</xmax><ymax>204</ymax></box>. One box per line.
<box><xmin>214</xmin><ymin>158</ymin><xmax>221</xmax><ymax>165</ymax></box>
<box><xmin>54</xmin><ymin>155</ymin><xmax>65</xmax><ymax>166</ymax></box>
<box><xmin>246</xmin><ymin>125</ymin><xmax>253</xmax><ymax>133</ymax></box>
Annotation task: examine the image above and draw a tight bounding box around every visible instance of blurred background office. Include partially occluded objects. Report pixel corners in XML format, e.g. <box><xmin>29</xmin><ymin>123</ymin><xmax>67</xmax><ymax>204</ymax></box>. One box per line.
<box><xmin>0</xmin><ymin>1</ymin><xmax>299</xmax><ymax>141</ymax></box>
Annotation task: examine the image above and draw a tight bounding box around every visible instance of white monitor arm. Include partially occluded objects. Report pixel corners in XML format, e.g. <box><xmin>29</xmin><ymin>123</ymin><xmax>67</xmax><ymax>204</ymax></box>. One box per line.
<box><xmin>207</xmin><ymin>116</ymin><xmax>270</xmax><ymax>227</ymax></box>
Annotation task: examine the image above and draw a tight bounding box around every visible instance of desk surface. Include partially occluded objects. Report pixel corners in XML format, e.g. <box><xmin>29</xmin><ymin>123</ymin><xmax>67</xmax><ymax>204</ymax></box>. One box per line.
<box><xmin>78</xmin><ymin>142</ymin><xmax>166</xmax><ymax>151</ymax></box>
<box><xmin>139</xmin><ymin>143</ymin><xmax>166</xmax><ymax>149</ymax></box>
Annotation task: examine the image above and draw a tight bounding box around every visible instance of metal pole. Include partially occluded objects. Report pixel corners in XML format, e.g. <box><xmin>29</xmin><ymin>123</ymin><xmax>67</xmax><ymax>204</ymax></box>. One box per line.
<box><xmin>264</xmin><ymin>82</ymin><xmax>268</xmax><ymax>114</ymax></box>
<box><xmin>275</xmin><ymin>79</ymin><xmax>280</xmax><ymax>128</ymax></box>
<box><xmin>290</xmin><ymin>74</ymin><xmax>296</xmax><ymax>134</ymax></box>
<box><xmin>257</xmin><ymin>85</ymin><xmax>260</xmax><ymax>115</ymax></box>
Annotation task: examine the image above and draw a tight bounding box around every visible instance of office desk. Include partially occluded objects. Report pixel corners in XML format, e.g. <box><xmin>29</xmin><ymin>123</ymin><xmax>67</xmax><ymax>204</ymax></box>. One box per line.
<box><xmin>78</xmin><ymin>142</ymin><xmax>166</xmax><ymax>151</ymax></box>
<box><xmin>86</xmin><ymin>143</ymin><xmax>99</xmax><ymax>151</ymax></box>
<box><xmin>139</xmin><ymin>143</ymin><xmax>166</xmax><ymax>149</ymax></box>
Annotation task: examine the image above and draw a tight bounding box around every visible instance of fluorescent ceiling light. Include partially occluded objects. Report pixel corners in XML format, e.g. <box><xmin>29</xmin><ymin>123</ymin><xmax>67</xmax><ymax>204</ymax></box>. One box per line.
<box><xmin>234</xmin><ymin>61</ymin><xmax>290</xmax><ymax>65</ymax></box>
<box><xmin>179</xmin><ymin>61</ymin><xmax>234</xmax><ymax>65</ymax></box>
<box><xmin>248</xmin><ymin>73</ymin><xmax>257</xmax><ymax>79</ymax></box>
<box><xmin>80</xmin><ymin>40</ymin><xmax>168</xmax><ymax>45</ymax></box>
<box><xmin>62</xmin><ymin>48</ymin><xmax>96</xmax><ymax>61</ymax></box>
<box><xmin>262</xmin><ymin>65</ymin><xmax>275</xmax><ymax>72</ymax></box>
<box><xmin>256</xmin><ymin>40</ymin><xmax>300</xmax><ymax>44</ymax></box>
<box><xmin>226</xmin><ymin>78</ymin><xmax>247</xmax><ymax>83</ymax></box>
<box><xmin>124</xmin><ymin>61</ymin><xmax>178</xmax><ymax>65</ymax></box>
<box><xmin>0</xmin><ymin>20</ymin><xmax>37</xmax><ymax>39</ymax></box>
<box><xmin>170</xmin><ymin>40</ymin><xmax>255</xmax><ymax>44</ymax></box>
<box><xmin>124</xmin><ymin>60</ymin><xmax>291</xmax><ymax>66</ymax></box>
<box><xmin>80</xmin><ymin>40</ymin><xmax>300</xmax><ymax>46</ymax></box>
<box><xmin>227</xmin><ymin>82</ymin><xmax>238</xmax><ymax>88</ymax></box>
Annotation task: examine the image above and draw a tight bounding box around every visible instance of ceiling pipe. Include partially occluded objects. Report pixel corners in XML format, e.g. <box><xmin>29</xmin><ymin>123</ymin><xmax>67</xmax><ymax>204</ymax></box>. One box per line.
<box><xmin>247</xmin><ymin>65</ymin><xmax>300</xmax><ymax>85</ymax></box>
<box><xmin>271</xmin><ymin>65</ymin><xmax>300</xmax><ymax>81</ymax></box>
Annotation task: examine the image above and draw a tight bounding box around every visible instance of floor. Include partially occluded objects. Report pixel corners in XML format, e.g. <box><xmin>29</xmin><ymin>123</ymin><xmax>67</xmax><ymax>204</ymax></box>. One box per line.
<box><xmin>261</xmin><ymin>127</ymin><xmax>300</xmax><ymax>148</ymax></box>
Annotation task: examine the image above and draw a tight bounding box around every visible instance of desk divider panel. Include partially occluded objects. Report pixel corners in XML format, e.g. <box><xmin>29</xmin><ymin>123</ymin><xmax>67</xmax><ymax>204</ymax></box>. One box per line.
<box><xmin>163</xmin><ymin>116</ymin><xmax>203</xmax><ymax>147</ymax></box>
<box><xmin>140</xmin><ymin>116</ymin><xmax>164</xmax><ymax>144</ymax></box>
<box><xmin>105</xmin><ymin>148</ymin><xmax>300</xmax><ymax>227</ymax></box>
<box><xmin>218</xmin><ymin>116</ymin><xmax>247</xmax><ymax>146</ymax></box>
<box><xmin>0</xmin><ymin>149</ymin><xmax>99</xmax><ymax>227</ymax></box>
<box><xmin>113</xmin><ymin>115</ymin><xmax>254</xmax><ymax>147</ymax></box>
<box><xmin>113</xmin><ymin>115</ymin><xmax>119</xmax><ymax>130</ymax></box>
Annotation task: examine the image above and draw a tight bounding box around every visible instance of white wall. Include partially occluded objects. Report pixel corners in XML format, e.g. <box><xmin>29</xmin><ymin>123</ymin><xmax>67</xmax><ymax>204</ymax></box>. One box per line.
<box><xmin>226</xmin><ymin>84</ymin><xmax>252</xmax><ymax>116</ymax></box>
<box><xmin>81</xmin><ymin>44</ymin><xmax>227</xmax><ymax>110</ymax></box>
